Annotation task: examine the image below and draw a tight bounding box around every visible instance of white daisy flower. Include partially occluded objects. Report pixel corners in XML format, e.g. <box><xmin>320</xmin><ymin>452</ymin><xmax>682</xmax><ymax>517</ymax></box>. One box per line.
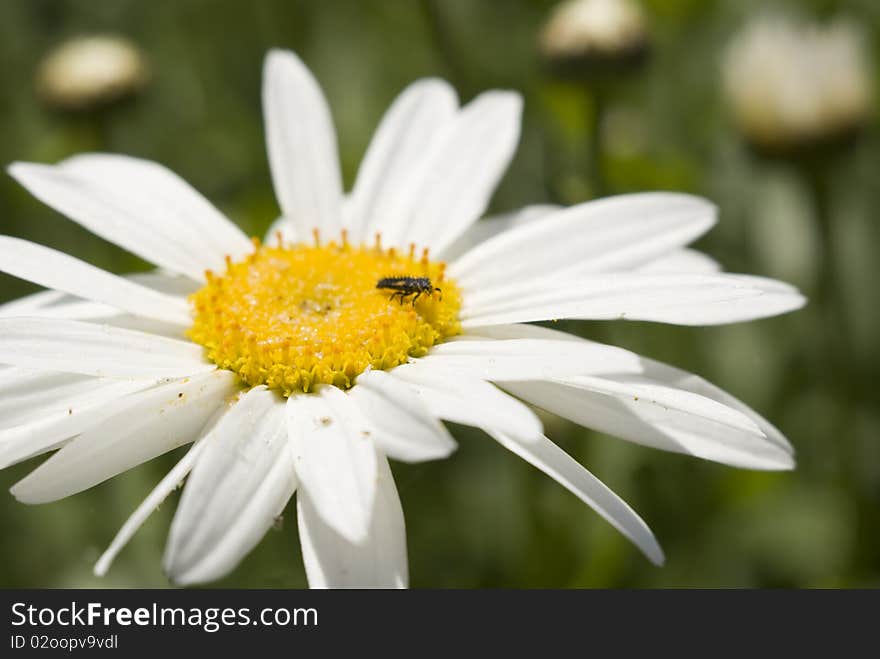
<box><xmin>540</xmin><ymin>0</ymin><xmax>649</xmax><ymax>63</ymax></box>
<box><xmin>0</xmin><ymin>49</ymin><xmax>804</xmax><ymax>588</ymax></box>
<box><xmin>723</xmin><ymin>14</ymin><xmax>873</xmax><ymax>152</ymax></box>
<box><xmin>36</xmin><ymin>35</ymin><xmax>150</xmax><ymax>112</ymax></box>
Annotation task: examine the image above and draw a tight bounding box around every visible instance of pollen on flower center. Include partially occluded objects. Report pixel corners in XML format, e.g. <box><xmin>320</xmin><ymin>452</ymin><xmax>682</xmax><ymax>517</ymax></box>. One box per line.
<box><xmin>188</xmin><ymin>232</ymin><xmax>462</xmax><ymax>395</ymax></box>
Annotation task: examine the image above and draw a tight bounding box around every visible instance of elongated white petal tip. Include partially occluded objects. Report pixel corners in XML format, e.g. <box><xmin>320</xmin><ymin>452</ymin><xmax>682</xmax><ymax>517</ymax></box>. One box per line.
<box><xmin>647</xmin><ymin>541</ymin><xmax>666</xmax><ymax>566</ymax></box>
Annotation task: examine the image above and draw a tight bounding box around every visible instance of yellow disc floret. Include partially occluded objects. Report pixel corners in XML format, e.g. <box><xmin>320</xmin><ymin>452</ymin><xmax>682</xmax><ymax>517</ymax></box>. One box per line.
<box><xmin>188</xmin><ymin>232</ymin><xmax>462</xmax><ymax>395</ymax></box>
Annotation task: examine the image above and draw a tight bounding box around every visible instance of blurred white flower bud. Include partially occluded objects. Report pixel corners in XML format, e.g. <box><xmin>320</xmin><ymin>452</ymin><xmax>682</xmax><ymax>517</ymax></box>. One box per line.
<box><xmin>723</xmin><ymin>16</ymin><xmax>873</xmax><ymax>154</ymax></box>
<box><xmin>37</xmin><ymin>35</ymin><xmax>150</xmax><ymax>112</ymax></box>
<box><xmin>540</xmin><ymin>0</ymin><xmax>649</xmax><ymax>68</ymax></box>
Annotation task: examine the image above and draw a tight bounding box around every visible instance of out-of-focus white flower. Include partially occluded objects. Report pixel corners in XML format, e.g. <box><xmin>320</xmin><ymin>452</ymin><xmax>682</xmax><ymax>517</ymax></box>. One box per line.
<box><xmin>723</xmin><ymin>16</ymin><xmax>873</xmax><ymax>152</ymax></box>
<box><xmin>540</xmin><ymin>0</ymin><xmax>649</xmax><ymax>64</ymax></box>
<box><xmin>37</xmin><ymin>35</ymin><xmax>150</xmax><ymax>111</ymax></box>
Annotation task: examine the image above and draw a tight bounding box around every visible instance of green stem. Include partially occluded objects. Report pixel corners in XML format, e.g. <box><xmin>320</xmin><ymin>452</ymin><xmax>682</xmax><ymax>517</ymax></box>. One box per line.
<box><xmin>803</xmin><ymin>162</ymin><xmax>849</xmax><ymax>392</ymax></box>
<box><xmin>587</xmin><ymin>86</ymin><xmax>607</xmax><ymax>198</ymax></box>
<box><xmin>800</xmin><ymin>160</ymin><xmax>862</xmax><ymax>500</ymax></box>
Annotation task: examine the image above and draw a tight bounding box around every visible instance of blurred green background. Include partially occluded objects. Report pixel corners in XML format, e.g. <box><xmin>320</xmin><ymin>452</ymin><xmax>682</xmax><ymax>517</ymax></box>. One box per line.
<box><xmin>0</xmin><ymin>0</ymin><xmax>878</xmax><ymax>588</ymax></box>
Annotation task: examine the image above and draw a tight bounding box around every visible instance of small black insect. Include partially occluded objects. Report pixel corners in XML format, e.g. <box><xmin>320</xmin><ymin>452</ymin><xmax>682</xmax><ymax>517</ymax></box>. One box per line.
<box><xmin>376</xmin><ymin>276</ymin><xmax>441</xmax><ymax>305</ymax></box>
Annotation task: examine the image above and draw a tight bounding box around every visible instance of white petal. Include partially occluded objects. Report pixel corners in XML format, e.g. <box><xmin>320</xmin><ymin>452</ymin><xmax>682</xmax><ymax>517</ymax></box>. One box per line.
<box><xmin>0</xmin><ymin>272</ymin><xmax>198</xmax><ymax>336</ymax></box>
<box><xmin>348</xmin><ymin>370</ymin><xmax>456</xmax><ymax>463</ymax></box>
<box><xmin>461</xmin><ymin>322</ymin><xmax>582</xmax><ymax>342</ymax></box>
<box><xmin>94</xmin><ymin>439</ymin><xmax>210</xmax><ymax>577</ymax></box>
<box><xmin>634</xmin><ymin>353</ymin><xmax>794</xmax><ymax>455</ymax></box>
<box><xmin>348</xmin><ymin>78</ymin><xmax>458</xmax><ymax>243</ymax></box>
<box><xmin>637</xmin><ymin>248</ymin><xmax>721</xmax><ymax>274</ymax></box>
<box><xmin>0</xmin><ymin>317</ymin><xmax>214</xmax><ymax>378</ymax></box>
<box><xmin>0</xmin><ymin>236</ymin><xmax>191</xmax><ymax>325</ymax></box>
<box><xmin>449</xmin><ymin>193</ymin><xmax>717</xmax><ymax>290</ymax></box>
<box><xmin>419</xmin><ymin>337</ymin><xmax>642</xmax><ymax>380</ymax></box>
<box><xmin>3</xmin><ymin>305</ymin><xmax>190</xmax><ymax>339</ymax></box>
<box><xmin>474</xmin><ymin>321</ymin><xmax>794</xmax><ymax>464</ymax></box>
<box><xmin>0</xmin><ymin>368</ymin><xmax>109</xmax><ymax>429</ymax></box>
<box><xmin>264</xmin><ymin>216</ymin><xmax>298</xmax><ymax>246</ymax></box>
<box><xmin>502</xmin><ymin>377</ymin><xmax>793</xmax><ymax>470</ymax></box>
<box><xmin>0</xmin><ymin>286</ymin><xmax>119</xmax><ymax>322</ymax></box>
<box><xmin>406</xmin><ymin>92</ymin><xmax>522</xmax><ymax>254</ymax></box>
<box><xmin>91</xmin><ymin>313</ymin><xmax>190</xmax><ymax>339</ymax></box>
<box><xmin>460</xmin><ymin>273</ymin><xmax>806</xmax><ymax>327</ymax></box>
<box><xmin>8</xmin><ymin>158</ymin><xmax>250</xmax><ymax>281</ymax></box>
<box><xmin>263</xmin><ymin>49</ymin><xmax>343</xmax><ymax>239</ymax></box>
<box><xmin>127</xmin><ymin>270</ymin><xmax>201</xmax><ymax>296</ymax></box>
<box><xmin>287</xmin><ymin>386</ymin><xmax>378</xmax><ymax>543</ymax></box>
<box><xmin>0</xmin><ymin>300</ymin><xmax>119</xmax><ymax>321</ymax></box>
<box><xmin>0</xmin><ymin>289</ymin><xmax>67</xmax><ymax>316</ymax></box>
<box><xmin>389</xmin><ymin>363</ymin><xmax>542</xmax><ymax>440</ymax></box>
<box><xmin>376</xmin><ymin>91</ymin><xmax>522</xmax><ymax>252</ymax></box>
<box><xmin>164</xmin><ymin>387</ymin><xmax>297</xmax><ymax>585</ymax></box>
<box><xmin>0</xmin><ymin>377</ymin><xmax>156</xmax><ymax>469</ymax></box>
<box><xmin>298</xmin><ymin>449</ymin><xmax>407</xmax><ymax>588</ymax></box>
<box><xmin>0</xmin><ymin>302</ymin><xmax>188</xmax><ymax>340</ymax></box>
<box><xmin>438</xmin><ymin>204</ymin><xmax>560</xmax><ymax>261</ymax></box>
<box><xmin>11</xmin><ymin>371</ymin><xmax>237</xmax><ymax>504</ymax></box>
<box><xmin>489</xmin><ymin>430</ymin><xmax>664</xmax><ymax>565</ymax></box>
<box><xmin>61</xmin><ymin>153</ymin><xmax>253</xmax><ymax>266</ymax></box>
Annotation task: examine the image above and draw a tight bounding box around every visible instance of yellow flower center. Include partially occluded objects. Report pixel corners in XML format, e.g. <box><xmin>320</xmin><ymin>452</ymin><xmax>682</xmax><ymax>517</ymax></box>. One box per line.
<box><xmin>188</xmin><ymin>232</ymin><xmax>462</xmax><ymax>395</ymax></box>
